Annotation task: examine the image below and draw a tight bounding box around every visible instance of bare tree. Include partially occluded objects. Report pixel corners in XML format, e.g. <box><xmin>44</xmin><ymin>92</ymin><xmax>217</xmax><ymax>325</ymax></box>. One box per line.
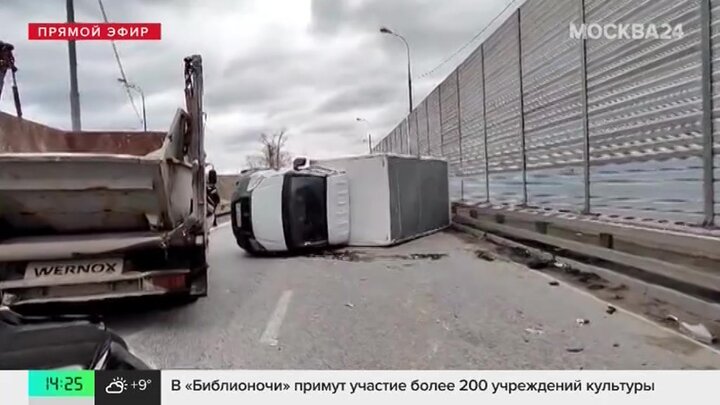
<box><xmin>245</xmin><ymin>130</ymin><xmax>291</xmax><ymax>170</ymax></box>
<box><xmin>245</xmin><ymin>155</ymin><xmax>267</xmax><ymax>169</ymax></box>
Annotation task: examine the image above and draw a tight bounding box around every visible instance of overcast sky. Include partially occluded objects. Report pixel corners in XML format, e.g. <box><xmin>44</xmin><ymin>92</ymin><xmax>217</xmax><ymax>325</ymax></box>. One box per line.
<box><xmin>0</xmin><ymin>0</ymin><xmax>514</xmax><ymax>173</ymax></box>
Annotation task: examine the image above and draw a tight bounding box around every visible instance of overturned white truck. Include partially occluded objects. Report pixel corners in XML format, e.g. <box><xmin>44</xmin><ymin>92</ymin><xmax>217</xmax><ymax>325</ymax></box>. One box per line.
<box><xmin>230</xmin><ymin>154</ymin><xmax>450</xmax><ymax>254</ymax></box>
<box><xmin>0</xmin><ymin>55</ymin><xmax>211</xmax><ymax>307</ymax></box>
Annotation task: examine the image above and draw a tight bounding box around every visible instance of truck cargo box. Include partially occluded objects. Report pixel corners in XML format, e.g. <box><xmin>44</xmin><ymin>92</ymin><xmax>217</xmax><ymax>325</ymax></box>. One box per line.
<box><xmin>312</xmin><ymin>154</ymin><xmax>449</xmax><ymax>246</ymax></box>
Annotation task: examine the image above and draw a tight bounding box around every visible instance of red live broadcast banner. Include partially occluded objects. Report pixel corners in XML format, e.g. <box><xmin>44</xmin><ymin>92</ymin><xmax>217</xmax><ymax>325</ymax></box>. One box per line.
<box><xmin>28</xmin><ymin>23</ymin><xmax>161</xmax><ymax>40</ymax></box>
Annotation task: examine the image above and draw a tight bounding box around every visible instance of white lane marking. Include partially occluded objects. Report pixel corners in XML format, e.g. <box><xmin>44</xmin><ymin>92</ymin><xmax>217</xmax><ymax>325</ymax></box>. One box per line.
<box><xmin>260</xmin><ymin>290</ymin><xmax>294</xmax><ymax>346</ymax></box>
<box><xmin>210</xmin><ymin>220</ymin><xmax>232</xmax><ymax>233</ymax></box>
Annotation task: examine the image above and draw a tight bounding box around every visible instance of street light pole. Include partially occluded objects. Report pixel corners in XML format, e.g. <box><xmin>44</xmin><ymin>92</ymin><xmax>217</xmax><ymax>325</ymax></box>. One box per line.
<box><xmin>356</xmin><ymin>117</ymin><xmax>373</xmax><ymax>154</ymax></box>
<box><xmin>380</xmin><ymin>27</ymin><xmax>413</xmax><ymax>114</ymax></box>
<box><xmin>138</xmin><ymin>88</ymin><xmax>146</xmax><ymax>132</ymax></box>
<box><xmin>117</xmin><ymin>78</ymin><xmax>146</xmax><ymax>131</ymax></box>
<box><xmin>66</xmin><ymin>0</ymin><xmax>81</xmax><ymax>131</ymax></box>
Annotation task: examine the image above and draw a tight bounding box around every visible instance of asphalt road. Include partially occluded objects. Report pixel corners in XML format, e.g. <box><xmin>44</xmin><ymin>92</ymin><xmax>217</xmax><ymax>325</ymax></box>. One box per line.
<box><xmin>106</xmin><ymin>224</ymin><xmax>720</xmax><ymax>369</ymax></box>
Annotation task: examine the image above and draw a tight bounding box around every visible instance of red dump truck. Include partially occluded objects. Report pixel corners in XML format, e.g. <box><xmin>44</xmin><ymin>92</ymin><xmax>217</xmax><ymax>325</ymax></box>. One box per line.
<box><xmin>0</xmin><ymin>55</ymin><xmax>212</xmax><ymax>308</ymax></box>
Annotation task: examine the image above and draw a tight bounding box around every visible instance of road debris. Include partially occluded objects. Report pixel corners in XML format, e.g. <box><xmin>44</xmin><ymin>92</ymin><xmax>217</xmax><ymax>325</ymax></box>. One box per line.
<box><xmin>345</xmin><ymin>302</ymin><xmax>355</xmax><ymax>309</ymax></box>
<box><xmin>548</xmin><ymin>281</ymin><xmax>559</xmax><ymax>286</ymax></box>
<box><xmin>474</xmin><ymin>249</ymin><xmax>495</xmax><ymax>261</ymax></box>
<box><xmin>307</xmin><ymin>251</ymin><xmax>447</xmax><ymax>262</ymax></box>
<box><xmin>526</xmin><ymin>257</ymin><xmax>553</xmax><ymax>270</ymax></box>
<box><xmin>665</xmin><ymin>315</ymin><xmax>679</xmax><ymax>323</ymax></box>
<box><xmin>576</xmin><ymin>272</ymin><xmax>601</xmax><ymax>284</ymax></box>
<box><xmin>679</xmin><ymin>322</ymin><xmax>716</xmax><ymax>344</ymax></box>
<box><xmin>408</xmin><ymin>253</ymin><xmax>447</xmax><ymax>261</ymax></box>
<box><xmin>613</xmin><ymin>343</ymin><xmax>620</xmax><ymax>348</ymax></box>
<box><xmin>505</xmin><ymin>246</ymin><xmax>553</xmax><ymax>270</ymax></box>
<box><xmin>606</xmin><ymin>305</ymin><xmax>617</xmax><ymax>315</ymax></box>
<box><xmin>576</xmin><ymin>318</ymin><xmax>590</xmax><ymax>326</ymax></box>
<box><xmin>566</xmin><ymin>347</ymin><xmax>584</xmax><ymax>353</ymax></box>
<box><xmin>524</xmin><ymin>327</ymin><xmax>544</xmax><ymax>335</ymax></box>
<box><xmin>308</xmin><ymin>250</ymin><xmax>362</xmax><ymax>262</ymax></box>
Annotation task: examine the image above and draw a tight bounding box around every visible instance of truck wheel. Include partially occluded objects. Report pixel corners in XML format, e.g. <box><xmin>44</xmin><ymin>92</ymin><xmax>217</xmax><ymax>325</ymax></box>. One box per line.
<box><xmin>180</xmin><ymin>295</ymin><xmax>200</xmax><ymax>304</ymax></box>
<box><xmin>168</xmin><ymin>294</ymin><xmax>199</xmax><ymax>307</ymax></box>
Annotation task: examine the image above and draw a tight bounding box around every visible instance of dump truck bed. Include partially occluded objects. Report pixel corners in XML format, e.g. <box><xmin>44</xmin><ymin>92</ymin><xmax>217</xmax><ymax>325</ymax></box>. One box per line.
<box><xmin>0</xmin><ymin>109</ymin><xmax>207</xmax><ymax>307</ymax></box>
<box><xmin>0</xmin><ymin>111</ymin><xmax>193</xmax><ymax>236</ymax></box>
<box><xmin>1</xmin><ymin>154</ymin><xmax>173</xmax><ymax>234</ymax></box>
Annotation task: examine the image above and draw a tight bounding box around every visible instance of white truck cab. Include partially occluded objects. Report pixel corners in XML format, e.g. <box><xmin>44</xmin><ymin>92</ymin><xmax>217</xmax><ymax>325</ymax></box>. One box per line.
<box><xmin>230</xmin><ymin>161</ymin><xmax>350</xmax><ymax>254</ymax></box>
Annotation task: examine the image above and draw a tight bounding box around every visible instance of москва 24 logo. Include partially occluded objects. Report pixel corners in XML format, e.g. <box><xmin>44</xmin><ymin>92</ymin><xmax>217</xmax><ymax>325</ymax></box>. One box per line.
<box><xmin>569</xmin><ymin>23</ymin><xmax>684</xmax><ymax>40</ymax></box>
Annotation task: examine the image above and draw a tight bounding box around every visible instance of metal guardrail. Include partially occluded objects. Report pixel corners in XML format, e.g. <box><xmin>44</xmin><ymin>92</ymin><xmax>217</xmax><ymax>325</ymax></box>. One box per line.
<box><xmin>453</xmin><ymin>202</ymin><xmax>720</xmax><ymax>302</ymax></box>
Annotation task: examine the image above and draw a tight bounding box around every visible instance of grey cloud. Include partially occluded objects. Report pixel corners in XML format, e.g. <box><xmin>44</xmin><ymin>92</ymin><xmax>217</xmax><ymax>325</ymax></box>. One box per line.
<box><xmin>12</xmin><ymin>42</ymin><xmax>177</xmax><ymax>130</ymax></box>
<box><xmin>302</xmin><ymin>119</ymin><xmax>356</xmax><ymax>136</ymax></box>
<box><xmin>212</xmin><ymin>126</ymin><xmax>266</xmax><ymax>152</ymax></box>
<box><xmin>310</xmin><ymin>0</ymin><xmax>502</xmax><ymax>60</ymax></box>
<box><xmin>206</xmin><ymin>60</ymin><xmax>313</xmax><ymax>114</ymax></box>
<box><xmin>205</xmin><ymin>79</ymin><xmax>279</xmax><ymax>112</ymax></box>
<box><xmin>203</xmin><ymin>34</ymin><xmax>404</xmax><ymax>118</ymax></box>
<box><xmin>0</xmin><ymin>0</ymin><xmax>63</xmax><ymax>16</ymax></box>
<box><xmin>1</xmin><ymin>0</ymin><xmax>504</xmax><ymax>172</ymax></box>
<box><xmin>316</xmin><ymin>81</ymin><xmax>403</xmax><ymax>114</ymax></box>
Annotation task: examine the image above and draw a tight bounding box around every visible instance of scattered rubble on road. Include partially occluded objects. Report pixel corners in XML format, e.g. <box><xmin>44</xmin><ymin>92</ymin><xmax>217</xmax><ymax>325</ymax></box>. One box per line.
<box><xmin>679</xmin><ymin>322</ymin><xmax>716</xmax><ymax>344</ymax></box>
<box><xmin>474</xmin><ymin>249</ymin><xmax>495</xmax><ymax>261</ymax></box>
<box><xmin>456</xmin><ymin>229</ymin><xmax>720</xmax><ymax>350</ymax></box>
<box><xmin>305</xmin><ymin>250</ymin><xmax>447</xmax><ymax>262</ymax></box>
<box><xmin>504</xmin><ymin>246</ymin><xmax>554</xmax><ymax>269</ymax></box>
<box><xmin>665</xmin><ymin>315</ymin><xmax>680</xmax><ymax>323</ymax></box>
<box><xmin>524</xmin><ymin>327</ymin><xmax>544</xmax><ymax>335</ymax></box>
<box><xmin>407</xmin><ymin>253</ymin><xmax>446</xmax><ymax>261</ymax></box>
<box><xmin>305</xmin><ymin>250</ymin><xmax>363</xmax><ymax>262</ymax></box>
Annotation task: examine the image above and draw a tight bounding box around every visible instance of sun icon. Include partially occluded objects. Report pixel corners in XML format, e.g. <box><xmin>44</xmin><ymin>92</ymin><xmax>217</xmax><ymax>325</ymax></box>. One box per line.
<box><xmin>105</xmin><ymin>376</ymin><xmax>128</xmax><ymax>395</ymax></box>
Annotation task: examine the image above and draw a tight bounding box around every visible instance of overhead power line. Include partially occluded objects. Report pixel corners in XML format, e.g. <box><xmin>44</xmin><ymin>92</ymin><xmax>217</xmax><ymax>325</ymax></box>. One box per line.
<box><xmin>97</xmin><ymin>0</ymin><xmax>143</xmax><ymax>126</ymax></box>
<box><xmin>418</xmin><ymin>0</ymin><xmax>519</xmax><ymax>79</ymax></box>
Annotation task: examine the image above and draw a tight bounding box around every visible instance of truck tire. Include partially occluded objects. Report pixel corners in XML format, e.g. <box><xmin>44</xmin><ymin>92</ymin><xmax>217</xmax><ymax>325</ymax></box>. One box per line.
<box><xmin>178</xmin><ymin>295</ymin><xmax>199</xmax><ymax>305</ymax></box>
<box><xmin>167</xmin><ymin>292</ymin><xmax>199</xmax><ymax>307</ymax></box>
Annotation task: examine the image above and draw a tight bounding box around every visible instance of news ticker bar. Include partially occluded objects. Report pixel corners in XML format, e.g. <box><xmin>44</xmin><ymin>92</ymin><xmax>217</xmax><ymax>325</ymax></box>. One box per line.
<box><xmin>1</xmin><ymin>370</ymin><xmax>718</xmax><ymax>404</ymax></box>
